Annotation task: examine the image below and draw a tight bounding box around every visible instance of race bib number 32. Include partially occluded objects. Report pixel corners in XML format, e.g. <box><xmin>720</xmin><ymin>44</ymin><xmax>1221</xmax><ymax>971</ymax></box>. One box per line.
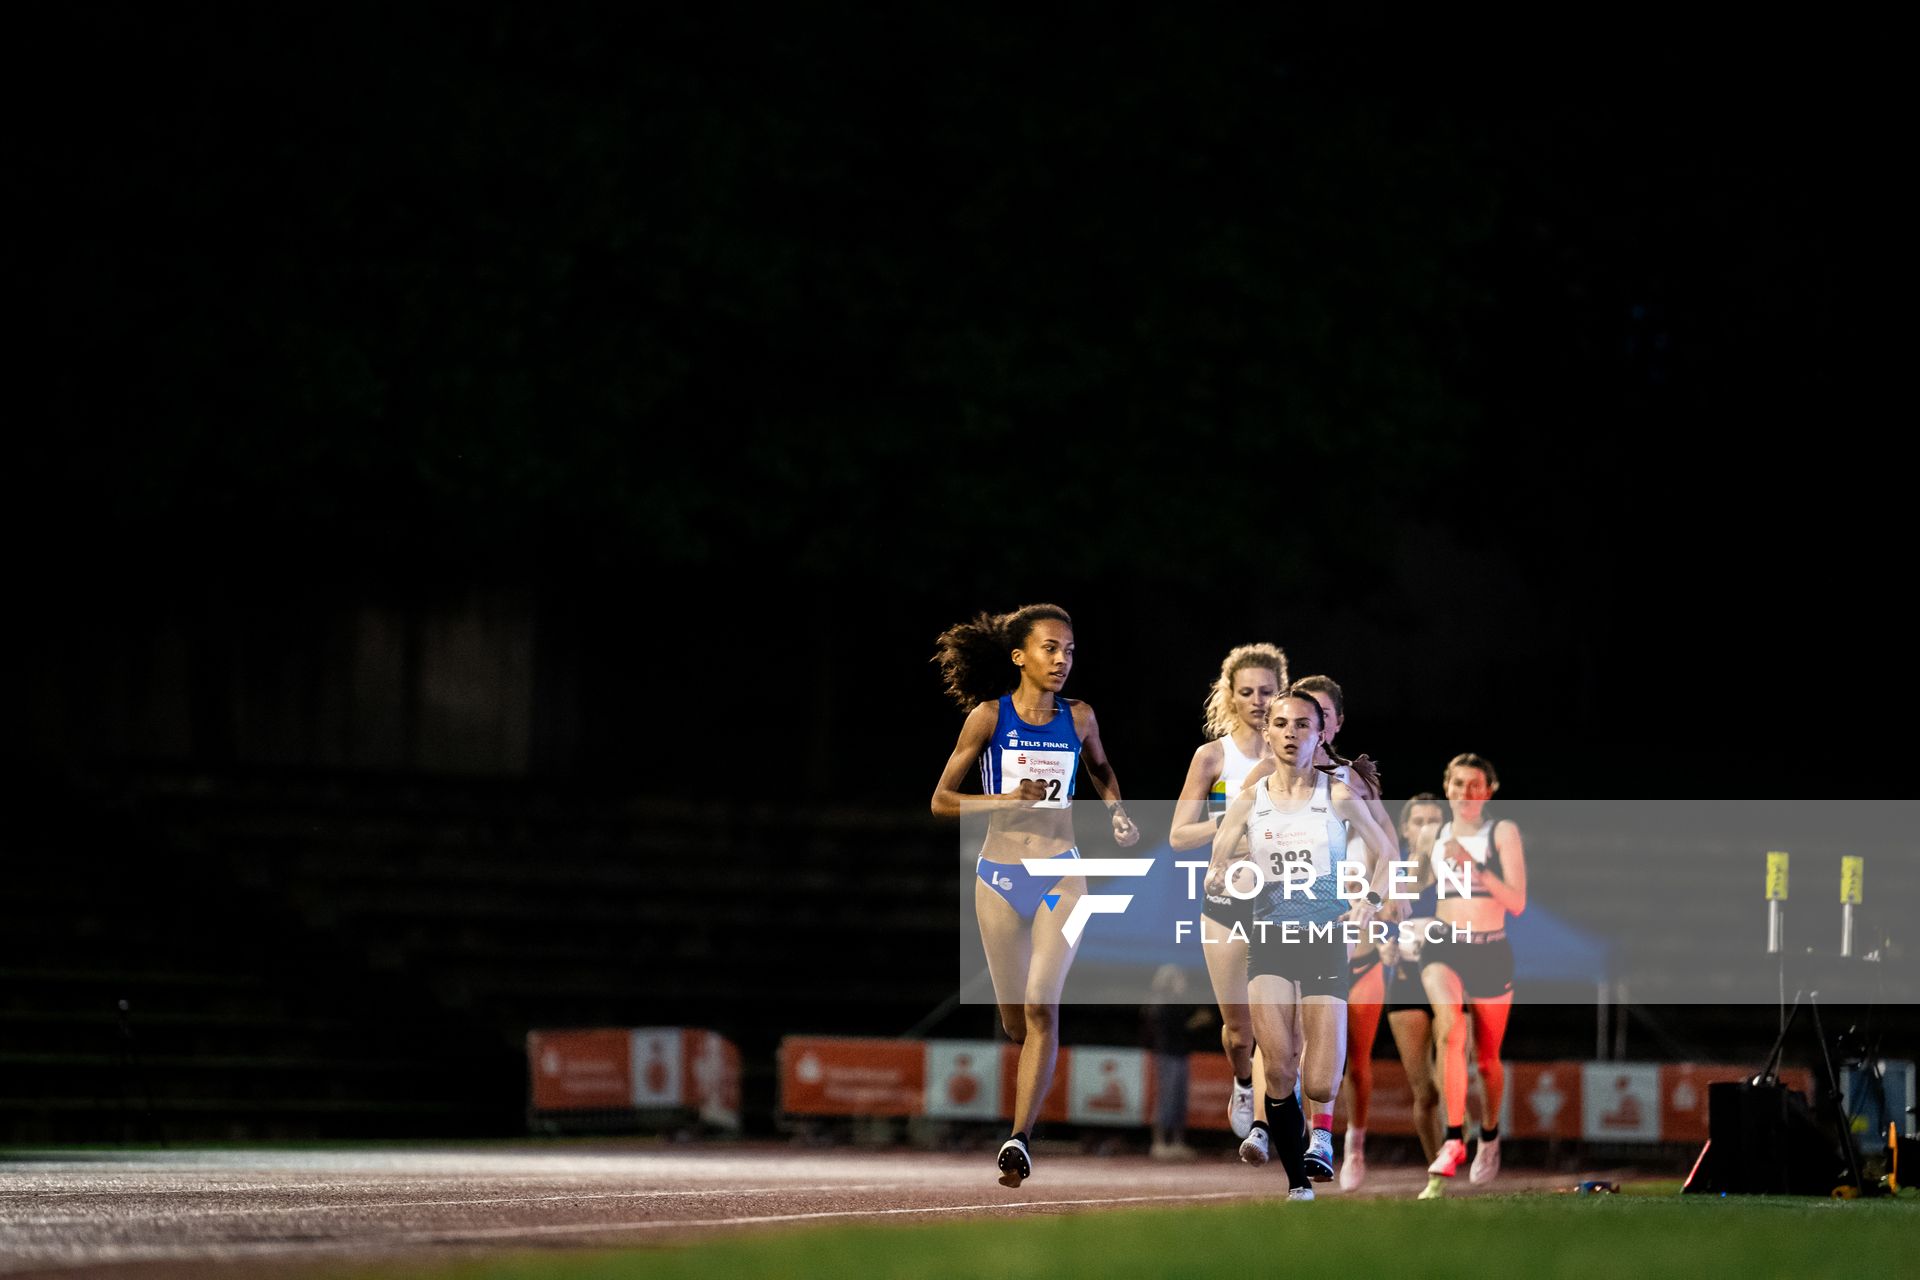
<box><xmin>1004</xmin><ymin>749</ymin><xmax>1074</xmax><ymax>808</ymax></box>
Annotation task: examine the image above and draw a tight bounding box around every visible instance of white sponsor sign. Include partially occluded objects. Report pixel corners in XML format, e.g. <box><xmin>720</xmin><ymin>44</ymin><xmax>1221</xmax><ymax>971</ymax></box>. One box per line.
<box><xmin>629</xmin><ymin>1028</ymin><xmax>683</xmax><ymax>1108</ymax></box>
<box><xmin>1068</xmin><ymin>1048</ymin><xmax>1146</xmax><ymax>1126</ymax></box>
<box><xmin>1581</xmin><ymin>1062</ymin><xmax>1661</xmax><ymax>1142</ymax></box>
<box><xmin>690</xmin><ymin>1030</ymin><xmax>739</xmax><ymax>1131</ymax></box>
<box><xmin>925</xmin><ymin>1040</ymin><xmax>1003</xmax><ymax>1120</ymax></box>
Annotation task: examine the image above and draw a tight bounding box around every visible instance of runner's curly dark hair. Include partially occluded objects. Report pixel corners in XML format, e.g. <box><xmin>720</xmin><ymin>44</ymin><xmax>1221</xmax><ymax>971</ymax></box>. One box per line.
<box><xmin>932</xmin><ymin>603</ymin><xmax>1073</xmax><ymax>710</ymax></box>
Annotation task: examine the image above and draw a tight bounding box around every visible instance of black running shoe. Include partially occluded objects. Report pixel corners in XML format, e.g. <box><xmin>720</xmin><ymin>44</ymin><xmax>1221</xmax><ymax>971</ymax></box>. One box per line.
<box><xmin>997</xmin><ymin>1136</ymin><xmax>1031</xmax><ymax>1188</ymax></box>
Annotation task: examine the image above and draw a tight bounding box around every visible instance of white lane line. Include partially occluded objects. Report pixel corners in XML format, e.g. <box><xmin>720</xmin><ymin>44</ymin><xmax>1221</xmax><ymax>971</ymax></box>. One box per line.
<box><xmin>394</xmin><ymin>1190</ymin><xmax>1255</xmax><ymax>1242</ymax></box>
<box><xmin>0</xmin><ymin>1191</ymin><xmax>1261</xmax><ymax>1270</ymax></box>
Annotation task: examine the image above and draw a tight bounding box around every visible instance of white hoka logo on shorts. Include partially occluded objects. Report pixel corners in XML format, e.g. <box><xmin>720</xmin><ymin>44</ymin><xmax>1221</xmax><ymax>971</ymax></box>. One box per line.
<box><xmin>1023</xmin><ymin>857</ymin><xmax>1156</xmax><ymax>944</ymax></box>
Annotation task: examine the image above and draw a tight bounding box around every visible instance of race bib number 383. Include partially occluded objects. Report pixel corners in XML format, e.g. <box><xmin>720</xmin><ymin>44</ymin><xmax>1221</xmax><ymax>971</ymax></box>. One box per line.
<box><xmin>1004</xmin><ymin>749</ymin><xmax>1074</xmax><ymax>808</ymax></box>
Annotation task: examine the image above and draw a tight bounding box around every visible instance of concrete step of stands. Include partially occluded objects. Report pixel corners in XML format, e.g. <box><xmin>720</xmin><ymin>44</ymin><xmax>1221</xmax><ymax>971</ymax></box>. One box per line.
<box><xmin>0</xmin><ymin>969</ymin><xmax>295</xmax><ymax>1022</ymax></box>
<box><xmin>0</xmin><ymin>1094</ymin><xmax>492</xmax><ymax>1143</ymax></box>
<box><xmin>0</xmin><ymin>1052</ymin><xmax>471</xmax><ymax>1099</ymax></box>
<box><xmin>0</xmin><ymin>1009</ymin><xmax>381</xmax><ymax>1058</ymax></box>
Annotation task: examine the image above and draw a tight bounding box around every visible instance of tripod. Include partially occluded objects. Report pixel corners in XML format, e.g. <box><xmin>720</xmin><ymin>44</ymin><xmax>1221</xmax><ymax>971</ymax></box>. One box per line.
<box><xmin>1757</xmin><ymin>988</ymin><xmax>1864</xmax><ymax>1194</ymax></box>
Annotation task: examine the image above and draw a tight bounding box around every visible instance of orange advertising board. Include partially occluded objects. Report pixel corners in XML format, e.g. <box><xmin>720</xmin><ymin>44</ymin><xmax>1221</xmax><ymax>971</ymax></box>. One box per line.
<box><xmin>1180</xmin><ymin>1057</ymin><xmax>1421</xmax><ymax>1135</ymax></box>
<box><xmin>780</xmin><ymin>1037</ymin><xmax>924</xmax><ymax>1116</ymax></box>
<box><xmin>1183</xmin><ymin>1052</ymin><xmax>1234</xmax><ymax>1132</ymax></box>
<box><xmin>1341</xmin><ymin>1060</ymin><xmax>1413</xmax><ymax>1135</ymax></box>
<box><xmin>527</xmin><ymin>1028</ymin><xmax>634</xmax><ymax>1111</ymax></box>
<box><xmin>1661</xmin><ymin>1063</ymin><xmax>1813</xmax><ymax>1143</ymax></box>
<box><xmin>1508</xmin><ymin>1061</ymin><xmax>1583</xmax><ymax>1138</ymax></box>
<box><xmin>999</xmin><ymin>1043</ymin><xmax>1070</xmax><ymax>1122</ymax></box>
<box><xmin>773</xmin><ymin>1036</ymin><xmax>1803</xmax><ymax>1148</ymax></box>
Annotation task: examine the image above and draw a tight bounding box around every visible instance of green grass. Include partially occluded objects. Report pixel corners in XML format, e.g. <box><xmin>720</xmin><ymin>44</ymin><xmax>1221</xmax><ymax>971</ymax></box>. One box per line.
<box><xmin>329</xmin><ymin>1190</ymin><xmax>1920</xmax><ymax>1280</ymax></box>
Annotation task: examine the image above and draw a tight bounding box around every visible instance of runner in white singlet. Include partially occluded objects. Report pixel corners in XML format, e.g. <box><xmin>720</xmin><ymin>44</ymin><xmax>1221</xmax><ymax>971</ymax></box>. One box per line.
<box><xmin>1169</xmin><ymin>644</ymin><xmax>1287</xmax><ymax>1140</ymax></box>
<box><xmin>1208</xmin><ymin>692</ymin><xmax>1398</xmax><ymax>1200</ymax></box>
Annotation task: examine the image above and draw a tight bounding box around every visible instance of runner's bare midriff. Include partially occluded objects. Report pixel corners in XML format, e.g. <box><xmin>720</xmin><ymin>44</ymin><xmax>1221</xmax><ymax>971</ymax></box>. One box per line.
<box><xmin>978</xmin><ymin>807</ymin><xmax>1076</xmax><ymax>862</ymax></box>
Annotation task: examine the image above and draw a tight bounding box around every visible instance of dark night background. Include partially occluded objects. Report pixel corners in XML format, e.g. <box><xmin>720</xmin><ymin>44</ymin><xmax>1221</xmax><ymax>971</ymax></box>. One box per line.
<box><xmin>4</xmin><ymin>8</ymin><xmax>1909</xmax><ymax>1139</ymax></box>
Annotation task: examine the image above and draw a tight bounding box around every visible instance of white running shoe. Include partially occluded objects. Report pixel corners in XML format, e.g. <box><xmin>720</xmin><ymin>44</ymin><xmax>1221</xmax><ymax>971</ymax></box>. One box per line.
<box><xmin>1417</xmin><ymin>1173</ymin><xmax>1447</xmax><ymax>1200</ymax></box>
<box><xmin>1286</xmin><ymin>1184</ymin><xmax>1316</xmax><ymax>1201</ymax></box>
<box><xmin>1428</xmin><ymin>1137</ymin><xmax>1468</xmax><ymax>1178</ymax></box>
<box><xmin>1238</xmin><ymin>1124</ymin><xmax>1271</xmax><ymax>1166</ymax></box>
<box><xmin>996</xmin><ymin>1136</ymin><xmax>1031</xmax><ymax>1188</ymax></box>
<box><xmin>1228</xmin><ymin>1077</ymin><xmax>1257</xmax><ymax>1139</ymax></box>
<box><xmin>1470</xmin><ymin>1135</ymin><xmax>1501</xmax><ymax>1184</ymax></box>
<box><xmin>1302</xmin><ymin>1127</ymin><xmax>1335</xmax><ymax>1181</ymax></box>
<box><xmin>1339</xmin><ymin>1127</ymin><xmax>1366</xmax><ymax>1191</ymax></box>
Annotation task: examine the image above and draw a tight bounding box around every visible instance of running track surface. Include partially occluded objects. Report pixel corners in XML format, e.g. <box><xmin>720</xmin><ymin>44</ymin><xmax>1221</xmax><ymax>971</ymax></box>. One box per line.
<box><xmin>0</xmin><ymin>1145</ymin><xmax>1609</xmax><ymax>1278</ymax></box>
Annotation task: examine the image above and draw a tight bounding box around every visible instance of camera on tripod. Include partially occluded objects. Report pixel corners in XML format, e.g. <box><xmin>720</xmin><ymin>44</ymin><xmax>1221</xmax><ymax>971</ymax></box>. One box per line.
<box><xmin>1683</xmin><ymin>852</ymin><xmax>1913</xmax><ymax>1198</ymax></box>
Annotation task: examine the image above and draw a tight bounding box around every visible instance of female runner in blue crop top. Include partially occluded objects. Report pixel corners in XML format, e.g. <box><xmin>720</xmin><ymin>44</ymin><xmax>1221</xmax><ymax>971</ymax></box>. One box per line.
<box><xmin>931</xmin><ymin>602</ymin><xmax>1137</xmax><ymax>1188</ymax></box>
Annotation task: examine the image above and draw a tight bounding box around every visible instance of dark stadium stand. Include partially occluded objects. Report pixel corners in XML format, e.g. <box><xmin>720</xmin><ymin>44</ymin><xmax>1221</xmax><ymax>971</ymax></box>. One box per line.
<box><xmin>2</xmin><ymin>775</ymin><xmax>517</xmax><ymax>1142</ymax></box>
<box><xmin>2</xmin><ymin>770</ymin><xmax>961</xmax><ymax>1142</ymax></box>
<box><xmin>6</xmin><ymin>771</ymin><xmax>1909</xmax><ymax>1143</ymax></box>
